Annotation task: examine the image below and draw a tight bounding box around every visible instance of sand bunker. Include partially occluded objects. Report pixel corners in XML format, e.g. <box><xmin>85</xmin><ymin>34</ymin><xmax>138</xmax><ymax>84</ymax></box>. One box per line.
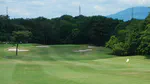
<box><xmin>8</xmin><ymin>49</ymin><xmax>29</xmax><ymax>52</ymax></box>
<box><xmin>73</xmin><ymin>49</ymin><xmax>92</xmax><ymax>52</ymax></box>
<box><xmin>36</xmin><ymin>46</ymin><xmax>49</xmax><ymax>48</ymax></box>
<box><xmin>88</xmin><ymin>46</ymin><xmax>95</xmax><ymax>49</ymax></box>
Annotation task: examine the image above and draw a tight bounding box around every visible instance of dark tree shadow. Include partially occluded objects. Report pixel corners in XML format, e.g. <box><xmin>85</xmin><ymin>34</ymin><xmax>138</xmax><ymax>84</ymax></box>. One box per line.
<box><xmin>3</xmin><ymin>55</ymin><xmax>57</xmax><ymax>61</ymax></box>
<box><xmin>4</xmin><ymin>55</ymin><xmax>21</xmax><ymax>59</ymax></box>
<box><xmin>145</xmin><ymin>55</ymin><xmax>150</xmax><ymax>59</ymax></box>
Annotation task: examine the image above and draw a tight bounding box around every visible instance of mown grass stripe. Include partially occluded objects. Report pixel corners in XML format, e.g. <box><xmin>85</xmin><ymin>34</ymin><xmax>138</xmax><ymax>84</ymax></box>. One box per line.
<box><xmin>0</xmin><ymin>60</ymin><xmax>16</xmax><ymax>84</ymax></box>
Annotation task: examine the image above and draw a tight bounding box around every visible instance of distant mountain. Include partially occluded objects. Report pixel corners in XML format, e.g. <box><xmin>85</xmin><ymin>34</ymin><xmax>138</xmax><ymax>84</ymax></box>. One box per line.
<box><xmin>107</xmin><ymin>7</ymin><xmax>150</xmax><ymax>21</ymax></box>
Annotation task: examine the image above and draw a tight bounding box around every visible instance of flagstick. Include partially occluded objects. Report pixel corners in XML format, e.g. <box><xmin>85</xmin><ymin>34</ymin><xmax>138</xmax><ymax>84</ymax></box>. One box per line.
<box><xmin>126</xmin><ymin>59</ymin><xmax>130</xmax><ymax>68</ymax></box>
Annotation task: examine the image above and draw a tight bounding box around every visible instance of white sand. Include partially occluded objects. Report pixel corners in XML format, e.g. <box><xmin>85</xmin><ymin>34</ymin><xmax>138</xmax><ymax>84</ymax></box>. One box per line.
<box><xmin>8</xmin><ymin>49</ymin><xmax>29</xmax><ymax>52</ymax></box>
<box><xmin>36</xmin><ymin>46</ymin><xmax>49</xmax><ymax>48</ymax></box>
<box><xmin>73</xmin><ymin>49</ymin><xmax>92</xmax><ymax>52</ymax></box>
<box><xmin>88</xmin><ymin>46</ymin><xmax>95</xmax><ymax>49</ymax></box>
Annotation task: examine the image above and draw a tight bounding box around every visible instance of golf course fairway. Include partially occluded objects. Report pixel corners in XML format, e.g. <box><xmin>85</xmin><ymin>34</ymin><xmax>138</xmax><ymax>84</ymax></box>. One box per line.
<box><xmin>0</xmin><ymin>44</ymin><xmax>150</xmax><ymax>84</ymax></box>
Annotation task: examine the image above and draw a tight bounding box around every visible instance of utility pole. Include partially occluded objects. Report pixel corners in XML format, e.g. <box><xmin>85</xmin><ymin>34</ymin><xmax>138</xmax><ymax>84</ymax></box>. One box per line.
<box><xmin>148</xmin><ymin>7</ymin><xmax>150</xmax><ymax>14</ymax></box>
<box><xmin>79</xmin><ymin>5</ymin><xmax>81</xmax><ymax>15</ymax></box>
<box><xmin>6</xmin><ymin>6</ymin><xmax>8</xmax><ymax>16</ymax></box>
<box><xmin>131</xmin><ymin>7</ymin><xmax>134</xmax><ymax>19</ymax></box>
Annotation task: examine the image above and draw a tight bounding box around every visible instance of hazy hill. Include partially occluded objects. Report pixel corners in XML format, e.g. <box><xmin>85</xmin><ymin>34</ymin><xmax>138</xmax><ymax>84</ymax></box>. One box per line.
<box><xmin>107</xmin><ymin>6</ymin><xmax>150</xmax><ymax>21</ymax></box>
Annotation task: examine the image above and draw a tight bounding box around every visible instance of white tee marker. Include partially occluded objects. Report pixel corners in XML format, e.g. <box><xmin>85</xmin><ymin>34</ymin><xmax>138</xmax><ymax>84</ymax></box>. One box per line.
<box><xmin>126</xmin><ymin>59</ymin><xmax>130</xmax><ymax>63</ymax></box>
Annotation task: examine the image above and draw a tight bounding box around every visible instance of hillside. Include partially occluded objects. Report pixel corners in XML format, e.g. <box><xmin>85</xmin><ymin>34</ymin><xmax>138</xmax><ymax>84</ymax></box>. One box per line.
<box><xmin>107</xmin><ymin>7</ymin><xmax>150</xmax><ymax>21</ymax></box>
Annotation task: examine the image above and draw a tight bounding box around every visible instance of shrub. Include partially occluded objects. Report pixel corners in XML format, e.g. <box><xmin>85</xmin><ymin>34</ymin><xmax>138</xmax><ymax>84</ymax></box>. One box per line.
<box><xmin>112</xmin><ymin>42</ymin><xmax>129</xmax><ymax>56</ymax></box>
<box><xmin>105</xmin><ymin>36</ymin><xmax>118</xmax><ymax>49</ymax></box>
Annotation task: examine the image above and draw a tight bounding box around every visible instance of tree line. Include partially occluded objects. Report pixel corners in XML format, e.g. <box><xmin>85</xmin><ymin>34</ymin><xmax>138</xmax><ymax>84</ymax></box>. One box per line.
<box><xmin>1</xmin><ymin>14</ymin><xmax>150</xmax><ymax>56</ymax></box>
<box><xmin>0</xmin><ymin>15</ymin><xmax>121</xmax><ymax>46</ymax></box>
<box><xmin>106</xmin><ymin>14</ymin><xmax>150</xmax><ymax>56</ymax></box>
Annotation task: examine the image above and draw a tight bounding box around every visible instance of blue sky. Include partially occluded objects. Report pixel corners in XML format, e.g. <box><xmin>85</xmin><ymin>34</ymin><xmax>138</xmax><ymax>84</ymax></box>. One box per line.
<box><xmin>0</xmin><ymin>0</ymin><xmax>150</xmax><ymax>18</ymax></box>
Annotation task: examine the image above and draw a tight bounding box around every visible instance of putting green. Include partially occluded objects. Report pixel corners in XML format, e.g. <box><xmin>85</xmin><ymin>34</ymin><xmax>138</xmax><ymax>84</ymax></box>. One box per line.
<box><xmin>0</xmin><ymin>44</ymin><xmax>150</xmax><ymax>84</ymax></box>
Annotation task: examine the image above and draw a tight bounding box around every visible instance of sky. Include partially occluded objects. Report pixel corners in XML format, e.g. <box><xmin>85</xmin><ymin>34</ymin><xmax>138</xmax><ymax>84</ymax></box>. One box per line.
<box><xmin>0</xmin><ymin>0</ymin><xmax>150</xmax><ymax>19</ymax></box>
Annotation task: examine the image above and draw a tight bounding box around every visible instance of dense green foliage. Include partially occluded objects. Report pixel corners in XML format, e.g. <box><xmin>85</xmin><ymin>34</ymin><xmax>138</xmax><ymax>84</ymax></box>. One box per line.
<box><xmin>12</xmin><ymin>30</ymin><xmax>32</xmax><ymax>56</ymax></box>
<box><xmin>106</xmin><ymin>14</ymin><xmax>150</xmax><ymax>56</ymax></box>
<box><xmin>12</xmin><ymin>31</ymin><xmax>32</xmax><ymax>43</ymax></box>
<box><xmin>0</xmin><ymin>15</ymin><xmax>121</xmax><ymax>46</ymax></box>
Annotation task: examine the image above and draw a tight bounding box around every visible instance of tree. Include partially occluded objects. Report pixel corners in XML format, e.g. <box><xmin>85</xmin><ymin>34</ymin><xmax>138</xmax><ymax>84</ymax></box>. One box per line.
<box><xmin>0</xmin><ymin>15</ymin><xmax>11</xmax><ymax>42</ymax></box>
<box><xmin>112</xmin><ymin>42</ymin><xmax>129</xmax><ymax>56</ymax></box>
<box><xmin>12</xmin><ymin>31</ymin><xmax>32</xmax><ymax>56</ymax></box>
<box><xmin>106</xmin><ymin>14</ymin><xmax>150</xmax><ymax>56</ymax></box>
<box><xmin>105</xmin><ymin>36</ymin><xmax>118</xmax><ymax>49</ymax></box>
<box><xmin>88</xmin><ymin>16</ymin><xmax>120</xmax><ymax>46</ymax></box>
<box><xmin>137</xmin><ymin>24</ymin><xmax>150</xmax><ymax>55</ymax></box>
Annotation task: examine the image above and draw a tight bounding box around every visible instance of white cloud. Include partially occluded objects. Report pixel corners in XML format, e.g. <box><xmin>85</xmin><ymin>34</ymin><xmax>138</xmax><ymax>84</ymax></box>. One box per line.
<box><xmin>9</xmin><ymin>8</ymin><xmax>30</xmax><ymax>16</ymax></box>
<box><xmin>30</xmin><ymin>1</ymin><xmax>45</xmax><ymax>6</ymax></box>
<box><xmin>94</xmin><ymin>5</ymin><xmax>104</xmax><ymax>11</ymax></box>
<box><xmin>5</xmin><ymin>0</ymin><xmax>15</xmax><ymax>3</ymax></box>
<box><xmin>92</xmin><ymin>0</ymin><xmax>150</xmax><ymax>16</ymax></box>
<box><xmin>93</xmin><ymin>5</ymin><xmax>122</xmax><ymax>15</ymax></box>
<box><xmin>71</xmin><ymin>1</ymin><xmax>80</xmax><ymax>6</ymax></box>
<box><xmin>51</xmin><ymin>0</ymin><xmax>57</xmax><ymax>3</ymax></box>
<box><xmin>1</xmin><ymin>0</ymin><xmax>150</xmax><ymax>18</ymax></box>
<box><xmin>117</xmin><ymin>0</ymin><xmax>150</xmax><ymax>6</ymax></box>
<box><xmin>97</xmin><ymin>0</ymin><xmax>107</xmax><ymax>3</ymax></box>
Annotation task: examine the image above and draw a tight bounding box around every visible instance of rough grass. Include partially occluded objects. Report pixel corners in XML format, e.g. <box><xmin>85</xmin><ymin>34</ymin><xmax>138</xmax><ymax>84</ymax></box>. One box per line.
<box><xmin>0</xmin><ymin>44</ymin><xmax>150</xmax><ymax>84</ymax></box>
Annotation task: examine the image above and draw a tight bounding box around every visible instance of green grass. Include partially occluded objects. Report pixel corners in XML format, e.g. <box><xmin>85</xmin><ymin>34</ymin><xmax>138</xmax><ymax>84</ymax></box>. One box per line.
<box><xmin>0</xmin><ymin>44</ymin><xmax>150</xmax><ymax>84</ymax></box>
